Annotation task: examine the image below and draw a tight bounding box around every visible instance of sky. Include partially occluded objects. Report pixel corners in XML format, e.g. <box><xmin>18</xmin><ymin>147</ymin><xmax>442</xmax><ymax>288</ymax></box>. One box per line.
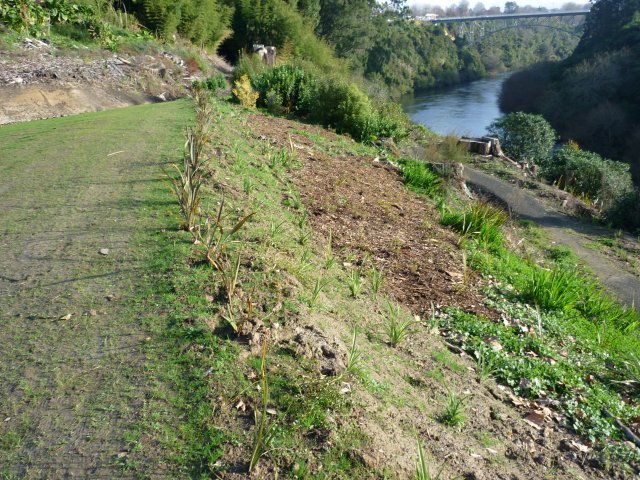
<box><xmin>410</xmin><ymin>0</ymin><xmax>574</xmax><ymax>8</ymax></box>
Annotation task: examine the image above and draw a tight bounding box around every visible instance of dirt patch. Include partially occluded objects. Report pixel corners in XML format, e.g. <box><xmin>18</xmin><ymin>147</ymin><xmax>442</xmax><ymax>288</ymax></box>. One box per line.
<box><xmin>0</xmin><ymin>39</ymin><xmax>198</xmax><ymax>124</ymax></box>
<box><xmin>0</xmin><ymin>84</ymin><xmax>155</xmax><ymax>124</ymax></box>
<box><xmin>248</xmin><ymin>115</ymin><xmax>496</xmax><ymax>322</ymax></box>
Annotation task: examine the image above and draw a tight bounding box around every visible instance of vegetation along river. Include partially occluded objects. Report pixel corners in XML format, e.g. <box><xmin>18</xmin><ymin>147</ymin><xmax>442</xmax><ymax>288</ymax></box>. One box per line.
<box><xmin>401</xmin><ymin>73</ymin><xmax>511</xmax><ymax>138</ymax></box>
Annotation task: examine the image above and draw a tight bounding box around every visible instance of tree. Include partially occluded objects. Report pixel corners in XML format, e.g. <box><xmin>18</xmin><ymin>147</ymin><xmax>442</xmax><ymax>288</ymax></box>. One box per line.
<box><xmin>504</xmin><ymin>1</ymin><xmax>518</xmax><ymax>14</ymax></box>
<box><xmin>488</xmin><ymin>112</ymin><xmax>557</xmax><ymax>164</ymax></box>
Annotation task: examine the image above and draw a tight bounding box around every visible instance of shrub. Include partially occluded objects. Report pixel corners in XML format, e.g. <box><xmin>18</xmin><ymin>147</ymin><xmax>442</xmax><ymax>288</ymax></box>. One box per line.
<box><xmin>264</xmin><ymin>90</ymin><xmax>283</xmax><ymax>114</ymax></box>
<box><xmin>193</xmin><ymin>73</ymin><xmax>227</xmax><ymax>92</ymax></box>
<box><xmin>488</xmin><ymin>112</ymin><xmax>557</xmax><ymax>165</ymax></box>
<box><xmin>252</xmin><ymin>64</ymin><xmax>317</xmax><ymax>115</ymax></box>
<box><xmin>232</xmin><ymin>75</ymin><xmax>259</xmax><ymax>109</ymax></box>
<box><xmin>606</xmin><ymin>189</ymin><xmax>640</xmax><ymax>233</ymax></box>
<box><xmin>540</xmin><ymin>145</ymin><xmax>634</xmax><ymax>210</ymax></box>
<box><xmin>311</xmin><ymin>78</ymin><xmax>407</xmax><ymax>142</ymax></box>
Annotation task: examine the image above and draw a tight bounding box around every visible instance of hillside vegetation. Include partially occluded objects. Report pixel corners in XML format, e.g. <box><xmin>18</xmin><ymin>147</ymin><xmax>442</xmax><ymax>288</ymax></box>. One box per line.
<box><xmin>499</xmin><ymin>0</ymin><xmax>640</xmax><ymax>230</ymax></box>
<box><xmin>1</xmin><ymin>0</ymin><xmax>581</xmax><ymax>98</ymax></box>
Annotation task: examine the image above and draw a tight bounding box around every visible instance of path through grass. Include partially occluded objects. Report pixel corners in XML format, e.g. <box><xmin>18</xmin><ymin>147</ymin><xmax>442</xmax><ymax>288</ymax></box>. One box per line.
<box><xmin>0</xmin><ymin>101</ymin><xmax>192</xmax><ymax>477</ymax></box>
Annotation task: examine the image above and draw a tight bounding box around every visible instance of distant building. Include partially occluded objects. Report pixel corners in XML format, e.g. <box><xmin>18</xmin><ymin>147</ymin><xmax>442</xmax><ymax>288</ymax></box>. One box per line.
<box><xmin>415</xmin><ymin>13</ymin><xmax>440</xmax><ymax>22</ymax></box>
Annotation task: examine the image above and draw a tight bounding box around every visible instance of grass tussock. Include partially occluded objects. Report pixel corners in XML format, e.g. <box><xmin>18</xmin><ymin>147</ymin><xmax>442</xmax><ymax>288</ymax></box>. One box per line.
<box><xmin>401</xmin><ymin>159</ymin><xmax>443</xmax><ymax>198</ymax></box>
<box><xmin>441</xmin><ymin>201</ymin><xmax>507</xmax><ymax>250</ymax></box>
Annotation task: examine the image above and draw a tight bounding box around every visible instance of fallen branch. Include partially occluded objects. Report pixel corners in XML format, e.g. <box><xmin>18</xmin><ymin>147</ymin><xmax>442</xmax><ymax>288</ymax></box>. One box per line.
<box><xmin>604</xmin><ymin>410</ymin><xmax>640</xmax><ymax>449</ymax></box>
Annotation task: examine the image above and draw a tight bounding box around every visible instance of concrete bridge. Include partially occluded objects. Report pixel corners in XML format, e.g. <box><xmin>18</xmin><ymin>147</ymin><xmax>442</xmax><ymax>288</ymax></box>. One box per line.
<box><xmin>430</xmin><ymin>10</ymin><xmax>590</xmax><ymax>24</ymax></box>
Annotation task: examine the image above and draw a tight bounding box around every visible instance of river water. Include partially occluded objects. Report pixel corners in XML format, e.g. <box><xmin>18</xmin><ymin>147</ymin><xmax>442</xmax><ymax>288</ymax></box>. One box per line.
<box><xmin>400</xmin><ymin>74</ymin><xmax>511</xmax><ymax>138</ymax></box>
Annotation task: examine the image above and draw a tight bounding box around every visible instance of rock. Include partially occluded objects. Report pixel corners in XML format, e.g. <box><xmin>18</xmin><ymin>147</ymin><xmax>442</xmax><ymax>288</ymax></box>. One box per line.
<box><xmin>99</xmin><ymin>248</ymin><xmax>109</xmax><ymax>255</ymax></box>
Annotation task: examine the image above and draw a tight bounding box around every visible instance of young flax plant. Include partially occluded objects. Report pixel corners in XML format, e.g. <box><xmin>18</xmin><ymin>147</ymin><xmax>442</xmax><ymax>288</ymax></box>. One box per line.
<box><xmin>383</xmin><ymin>300</ymin><xmax>416</xmax><ymax>347</ymax></box>
<box><xmin>348</xmin><ymin>269</ymin><xmax>363</xmax><ymax>298</ymax></box>
<box><xmin>415</xmin><ymin>435</ymin><xmax>445</xmax><ymax>480</ymax></box>
<box><xmin>324</xmin><ymin>228</ymin><xmax>335</xmax><ymax>270</ymax></box>
<box><xmin>249</xmin><ymin>339</ymin><xmax>275</xmax><ymax>472</ymax></box>
<box><xmin>168</xmin><ymin>87</ymin><xmax>213</xmax><ymax>232</ymax></box>
<box><xmin>370</xmin><ymin>265</ymin><xmax>383</xmax><ymax>297</ymax></box>
<box><xmin>308</xmin><ymin>278</ymin><xmax>328</xmax><ymax>309</ymax></box>
<box><xmin>345</xmin><ymin>327</ymin><xmax>363</xmax><ymax>375</ymax></box>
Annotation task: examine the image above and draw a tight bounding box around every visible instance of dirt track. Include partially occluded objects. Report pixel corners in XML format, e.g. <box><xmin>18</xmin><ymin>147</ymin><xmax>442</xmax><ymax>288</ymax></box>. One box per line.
<box><xmin>465</xmin><ymin>167</ymin><xmax>640</xmax><ymax>307</ymax></box>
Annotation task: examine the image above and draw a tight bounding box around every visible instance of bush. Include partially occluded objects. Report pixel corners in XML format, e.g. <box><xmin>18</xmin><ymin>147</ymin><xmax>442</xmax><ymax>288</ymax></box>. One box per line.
<box><xmin>193</xmin><ymin>74</ymin><xmax>227</xmax><ymax>92</ymax></box>
<box><xmin>606</xmin><ymin>189</ymin><xmax>640</xmax><ymax>232</ymax></box>
<box><xmin>540</xmin><ymin>145</ymin><xmax>634</xmax><ymax>209</ymax></box>
<box><xmin>252</xmin><ymin>64</ymin><xmax>317</xmax><ymax>115</ymax></box>
<box><xmin>488</xmin><ymin>112</ymin><xmax>557</xmax><ymax>165</ymax></box>
<box><xmin>310</xmin><ymin>78</ymin><xmax>407</xmax><ymax>142</ymax></box>
<box><xmin>232</xmin><ymin>75</ymin><xmax>259</xmax><ymax>109</ymax></box>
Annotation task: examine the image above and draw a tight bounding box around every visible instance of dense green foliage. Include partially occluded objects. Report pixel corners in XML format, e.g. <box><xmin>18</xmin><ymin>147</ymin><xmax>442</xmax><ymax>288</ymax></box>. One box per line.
<box><xmin>245</xmin><ymin>62</ymin><xmax>409</xmax><ymax>142</ymax></box>
<box><xmin>488</xmin><ymin>112</ymin><xmax>557</xmax><ymax>165</ymax></box>
<box><xmin>540</xmin><ymin>145</ymin><xmax>634</xmax><ymax>210</ymax></box>
<box><xmin>499</xmin><ymin>0</ymin><xmax>640</xmax><ymax>230</ymax></box>
<box><xmin>192</xmin><ymin>73</ymin><xmax>227</xmax><ymax>91</ymax></box>
<box><xmin>501</xmin><ymin>5</ymin><xmax>640</xmax><ymax>164</ymax></box>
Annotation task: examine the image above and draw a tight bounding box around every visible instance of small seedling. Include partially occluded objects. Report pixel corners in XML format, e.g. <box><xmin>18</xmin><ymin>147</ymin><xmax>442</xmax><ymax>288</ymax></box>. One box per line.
<box><xmin>415</xmin><ymin>435</ymin><xmax>444</xmax><ymax>480</ymax></box>
<box><xmin>370</xmin><ymin>266</ymin><xmax>383</xmax><ymax>296</ymax></box>
<box><xmin>324</xmin><ymin>229</ymin><xmax>335</xmax><ymax>269</ymax></box>
<box><xmin>345</xmin><ymin>327</ymin><xmax>363</xmax><ymax>374</ymax></box>
<box><xmin>440</xmin><ymin>389</ymin><xmax>467</xmax><ymax>427</ymax></box>
<box><xmin>249</xmin><ymin>340</ymin><xmax>274</xmax><ymax>472</ymax></box>
<box><xmin>309</xmin><ymin>278</ymin><xmax>328</xmax><ymax>308</ymax></box>
<box><xmin>298</xmin><ymin>230</ymin><xmax>311</xmax><ymax>246</ymax></box>
<box><xmin>296</xmin><ymin>211</ymin><xmax>308</xmax><ymax>229</ymax></box>
<box><xmin>243</xmin><ymin>178</ymin><xmax>255</xmax><ymax>194</ymax></box>
<box><xmin>383</xmin><ymin>300</ymin><xmax>415</xmax><ymax>347</ymax></box>
<box><xmin>475</xmin><ymin>347</ymin><xmax>497</xmax><ymax>384</ymax></box>
<box><xmin>348</xmin><ymin>269</ymin><xmax>362</xmax><ymax>298</ymax></box>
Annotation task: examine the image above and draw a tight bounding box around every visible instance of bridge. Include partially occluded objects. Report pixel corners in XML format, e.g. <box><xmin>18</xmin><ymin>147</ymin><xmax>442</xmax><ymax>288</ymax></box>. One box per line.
<box><xmin>430</xmin><ymin>10</ymin><xmax>590</xmax><ymax>24</ymax></box>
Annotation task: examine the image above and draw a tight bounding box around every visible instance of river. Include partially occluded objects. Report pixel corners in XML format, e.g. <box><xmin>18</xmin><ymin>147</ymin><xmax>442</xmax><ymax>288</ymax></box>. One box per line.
<box><xmin>400</xmin><ymin>74</ymin><xmax>511</xmax><ymax>138</ymax></box>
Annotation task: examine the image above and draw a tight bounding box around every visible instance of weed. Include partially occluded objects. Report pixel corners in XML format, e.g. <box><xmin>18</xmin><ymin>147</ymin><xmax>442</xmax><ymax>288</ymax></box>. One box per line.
<box><xmin>440</xmin><ymin>389</ymin><xmax>467</xmax><ymax>427</ymax></box>
<box><xmin>383</xmin><ymin>300</ymin><xmax>415</xmax><ymax>347</ymax></box>
<box><xmin>347</xmin><ymin>269</ymin><xmax>363</xmax><ymax>298</ymax></box>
